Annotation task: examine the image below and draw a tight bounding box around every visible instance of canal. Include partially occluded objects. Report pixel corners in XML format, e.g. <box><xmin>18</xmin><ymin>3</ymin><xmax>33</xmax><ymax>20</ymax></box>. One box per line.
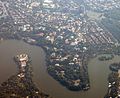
<box><xmin>0</xmin><ymin>40</ymin><xmax>120</xmax><ymax>98</ymax></box>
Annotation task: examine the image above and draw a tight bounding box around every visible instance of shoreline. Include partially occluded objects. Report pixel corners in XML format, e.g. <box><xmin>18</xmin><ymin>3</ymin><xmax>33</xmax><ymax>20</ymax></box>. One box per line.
<box><xmin>0</xmin><ymin>53</ymin><xmax>51</xmax><ymax>98</ymax></box>
<box><xmin>1</xmin><ymin>40</ymin><xmax>120</xmax><ymax>98</ymax></box>
<box><xmin>1</xmin><ymin>37</ymin><xmax>90</xmax><ymax>91</ymax></box>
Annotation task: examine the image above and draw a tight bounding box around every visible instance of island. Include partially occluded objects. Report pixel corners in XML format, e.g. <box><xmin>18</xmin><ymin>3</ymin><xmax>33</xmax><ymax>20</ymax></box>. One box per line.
<box><xmin>98</xmin><ymin>54</ymin><xmax>114</xmax><ymax>61</ymax></box>
<box><xmin>0</xmin><ymin>54</ymin><xmax>51</xmax><ymax>98</ymax></box>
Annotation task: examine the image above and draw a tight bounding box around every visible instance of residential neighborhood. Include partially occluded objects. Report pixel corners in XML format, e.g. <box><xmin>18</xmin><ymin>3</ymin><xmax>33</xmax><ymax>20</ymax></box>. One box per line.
<box><xmin>0</xmin><ymin>0</ymin><xmax>120</xmax><ymax>97</ymax></box>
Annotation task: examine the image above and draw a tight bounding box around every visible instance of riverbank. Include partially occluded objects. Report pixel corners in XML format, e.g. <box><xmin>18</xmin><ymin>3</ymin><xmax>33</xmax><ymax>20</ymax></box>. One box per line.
<box><xmin>98</xmin><ymin>54</ymin><xmax>114</xmax><ymax>61</ymax></box>
<box><xmin>105</xmin><ymin>62</ymin><xmax>120</xmax><ymax>98</ymax></box>
<box><xmin>0</xmin><ymin>52</ymin><xmax>51</xmax><ymax>98</ymax></box>
<box><xmin>1</xmin><ymin>40</ymin><xmax>120</xmax><ymax>98</ymax></box>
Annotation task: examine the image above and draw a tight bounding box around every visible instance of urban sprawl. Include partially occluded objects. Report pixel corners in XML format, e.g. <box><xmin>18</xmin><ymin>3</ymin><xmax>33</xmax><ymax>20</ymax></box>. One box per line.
<box><xmin>0</xmin><ymin>0</ymin><xmax>120</xmax><ymax>98</ymax></box>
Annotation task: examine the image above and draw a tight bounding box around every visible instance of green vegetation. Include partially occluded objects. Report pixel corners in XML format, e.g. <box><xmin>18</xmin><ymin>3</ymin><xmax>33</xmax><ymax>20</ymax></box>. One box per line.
<box><xmin>104</xmin><ymin>8</ymin><xmax>120</xmax><ymax>20</ymax></box>
<box><xmin>101</xmin><ymin>8</ymin><xmax>120</xmax><ymax>42</ymax></box>
<box><xmin>109</xmin><ymin>62</ymin><xmax>120</xmax><ymax>72</ymax></box>
<box><xmin>98</xmin><ymin>54</ymin><xmax>114</xmax><ymax>61</ymax></box>
<box><xmin>0</xmin><ymin>55</ymin><xmax>51</xmax><ymax>98</ymax></box>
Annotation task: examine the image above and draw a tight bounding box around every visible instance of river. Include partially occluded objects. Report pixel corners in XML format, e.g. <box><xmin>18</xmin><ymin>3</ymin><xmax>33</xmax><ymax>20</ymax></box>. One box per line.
<box><xmin>0</xmin><ymin>40</ymin><xmax>120</xmax><ymax>98</ymax></box>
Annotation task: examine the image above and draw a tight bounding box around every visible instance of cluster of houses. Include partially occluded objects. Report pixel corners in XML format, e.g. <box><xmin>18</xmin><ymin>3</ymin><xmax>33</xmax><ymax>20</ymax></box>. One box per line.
<box><xmin>16</xmin><ymin>54</ymin><xmax>28</xmax><ymax>78</ymax></box>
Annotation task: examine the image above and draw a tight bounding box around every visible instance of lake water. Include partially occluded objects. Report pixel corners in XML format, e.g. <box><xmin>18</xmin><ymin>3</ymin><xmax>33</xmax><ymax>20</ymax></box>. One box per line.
<box><xmin>0</xmin><ymin>40</ymin><xmax>120</xmax><ymax>98</ymax></box>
